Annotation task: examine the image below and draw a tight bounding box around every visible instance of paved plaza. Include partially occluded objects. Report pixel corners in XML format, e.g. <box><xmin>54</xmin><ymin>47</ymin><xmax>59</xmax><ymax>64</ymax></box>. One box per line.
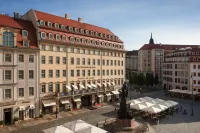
<box><xmin>0</xmin><ymin>89</ymin><xmax>200</xmax><ymax>133</ymax></box>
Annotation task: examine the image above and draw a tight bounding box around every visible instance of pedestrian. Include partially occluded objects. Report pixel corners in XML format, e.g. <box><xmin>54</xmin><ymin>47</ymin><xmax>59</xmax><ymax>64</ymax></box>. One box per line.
<box><xmin>180</xmin><ymin>106</ymin><xmax>182</xmax><ymax>112</ymax></box>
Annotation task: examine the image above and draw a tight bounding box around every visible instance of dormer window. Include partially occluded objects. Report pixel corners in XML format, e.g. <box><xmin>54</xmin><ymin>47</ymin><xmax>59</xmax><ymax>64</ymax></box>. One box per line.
<box><xmin>48</xmin><ymin>22</ymin><xmax>52</xmax><ymax>27</ymax></box>
<box><xmin>109</xmin><ymin>43</ymin><xmax>111</xmax><ymax>47</ymax></box>
<box><xmin>70</xmin><ymin>37</ymin><xmax>75</xmax><ymax>43</ymax></box>
<box><xmin>113</xmin><ymin>44</ymin><xmax>115</xmax><ymax>47</ymax></box>
<box><xmin>68</xmin><ymin>26</ymin><xmax>73</xmax><ymax>31</ymax></box>
<box><xmin>106</xmin><ymin>43</ymin><xmax>109</xmax><ymax>47</ymax></box>
<box><xmin>55</xmin><ymin>23</ymin><xmax>59</xmax><ymax>29</ymax></box>
<box><xmin>61</xmin><ymin>25</ymin><xmax>65</xmax><ymax>29</ymax></box>
<box><xmin>110</xmin><ymin>36</ymin><xmax>113</xmax><ymax>40</ymax></box>
<box><xmin>90</xmin><ymin>31</ymin><xmax>94</xmax><ymax>36</ymax></box>
<box><xmin>85</xmin><ymin>30</ymin><xmax>89</xmax><ymax>34</ymax></box>
<box><xmin>22</xmin><ymin>30</ymin><xmax>28</xmax><ymax>37</ymax></box>
<box><xmin>92</xmin><ymin>40</ymin><xmax>95</xmax><ymax>45</ymax></box>
<box><xmin>62</xmin><ymin>35</ymin><xmax>67</xmax><ymax>42</ymax></box>
<box><xmin>23</xmin><ymin>40</ymin><xmax>29</xmax><ymax>47</ymax></box>
<box><xmin>82</xmin><ymin>39</ymin><xmax>86</xmax><ymax>44</ymax></box>
<box><xmin>76</xmin><ymin>38</ymin><xmax>80</xmax><ymax>43</ymax></box>
<box><xmin>97</xmin><ymin>41</ymin><xmax>100</xmax><ymax>45</ymax></box>
<box><xmin>49</xmin><ymin>33</ymin><xmax>54</xmax><ymax>40</ymax></box>
<box><xmin>115</xmin><ymin>36</ymin><xmax>118</xmax><ymax>40</ymax></box>
<box><xmin>41</xmin><ymin>32</ymin><xmax>46</xmax><ymax>39</ymax></box>
<box><xmin>103</xmin><ymin>34</ymin><xmax>106</xmax><ymax>38</ymax></box>
<box><xmin>40</xmin><ymin>20</ymin><xmax>45</xmax><ymax>26</ymax></box>
<box><xmin>99</xmin><ymin>33</ymin><xmax>103</xmax><ymax>37</ymax></box>
<box><xmin>107</xmin><ymin>35</ymin><xmax>110</xmax><ymax>39</ymax></box>
<box><xmin>102</xmin><ymin>42</ymin><xmax>105</xmax><ymax>46</ymax></box>
<box><xmin>75</xmin><ymin>28</ymin><xmax>79</xmax><ymax>33</ymax></box>
<box><xmin>56</xmin><ymin>34</ymin><xmax>61</xmax><ymax>40</ymax></box>
<box><xmin>80</xmin><ymin>29</ymin><xmax>84</xmax><ymax>34</ymax></box>
<box><xmin>95</xmin><ymin>32</ymin><xmax>98</xmax><ymax>36</ymax></box>
<box><xmin>87</xmin><ymin>39</ymin><xmax>91</xmax><ymax>44</ymax></box>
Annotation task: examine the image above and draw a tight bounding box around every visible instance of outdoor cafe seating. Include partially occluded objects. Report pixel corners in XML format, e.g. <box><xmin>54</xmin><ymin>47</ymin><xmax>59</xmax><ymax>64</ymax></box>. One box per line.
<box><xmin>128</xmin><ymin>96</ymin><xmax>178</xmax><ymax>122</ymax></box>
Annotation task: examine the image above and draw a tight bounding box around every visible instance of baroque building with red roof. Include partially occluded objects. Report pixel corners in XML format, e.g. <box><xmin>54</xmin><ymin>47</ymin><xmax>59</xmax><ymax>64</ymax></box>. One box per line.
<box><xmin>0</xmin><ymin>13</ymin><xmax>40</xmax><ymax>124</ymax></box>
<box><xmin>21</xmin><ymin>10</ymin><xmax>126</xmax><ymax>114</ymax></box>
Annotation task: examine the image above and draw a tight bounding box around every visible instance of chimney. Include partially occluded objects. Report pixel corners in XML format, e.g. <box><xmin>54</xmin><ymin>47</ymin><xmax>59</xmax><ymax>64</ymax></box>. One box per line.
<box><xmin>78</xmin><ymin>17</ymin><xmax>82</xmax><ymax>23</ymax></box>
<box><xmin>14</xmin><ymin>12</ymin><xmax>19</xmax><ymax>19</ymax></box>
<box><xmin>65</xmin><ymin>14</ymin><xmax>70</xmax><ymax>19</ymax></box>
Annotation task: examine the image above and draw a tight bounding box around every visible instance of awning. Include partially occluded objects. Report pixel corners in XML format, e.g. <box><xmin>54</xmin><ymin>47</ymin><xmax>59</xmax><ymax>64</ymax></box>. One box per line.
<box><xmin>98</xmin><ymin>95</ymin><xmax>103</xmax><ymax>98</ymax></box>
<box><xmin>107</xmin><ymin>82</ymin><xmax>111</xmax><ymax>86</ymax></box>
<box><xmin>19</xmin><ymin>106</ymin><xmax>25</xmax><ymax>111</ymax></box>
<box><xmin>30</xmin><ymin>104</ymin><xmax>35</xmax><ymax>109</ymax></box>
<box><xmin>66</xmin><ymin>85</ymin><xmax>72</xmax><ymax>91</ymax></box>
<box><xmin>74</xmin><ymin>99</ymin><xmax>81</xmax><ymax>102</ymax></box>
<box><xmin>111</xmin><ymin>82</ymin><xmax>115</xmax><ymax>86</ymax></box>
<box><xmin>79</xmin><ymin>84</ymin><xmax>85</xmax><ymax>89</ymax></box>
<box><xmin>103</xmin><ymin>83</ymin><xmax>107</xmax><ymax>87</ymax></box>
<box><xmin>91</xmin><ymin>84</ymin><xmax>96</xmax><ymax>88</ymax></box>
<box><xmin>42</xmin><ymin>100</ymin><xmax>56</xmax><ymax>107</ymax></box>
<box><xmin>106</xmin><ymin>93</ymin><xmax>112</xmax><ymax>96</ymax></box>
<box><xmin>86</xmin><ymin>84</ymin><xmax>92</xmax><ymax>89</ymax></box>
<box><xmin>72</xmin><ymin>85</ymin><xmax>78</xmax><ymax>90</ymax></box>
<box><xmin>97</xmin><ymin>83</ymin><xmax>101</xmax><ymax>87</ymax></box>
<box><xmin>60</xmin><ymin>99</ymin><xmax>70</xmax><ymax>104</ymax></box>
<box><xmin>111</xmin><ymin>91</ymin><xmax>120</xmax><ymax>95</ymax></box>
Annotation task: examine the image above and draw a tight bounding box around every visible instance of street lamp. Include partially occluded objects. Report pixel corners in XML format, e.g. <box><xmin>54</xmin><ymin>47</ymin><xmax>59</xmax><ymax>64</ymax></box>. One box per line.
<box><xmin>191</xmin><ymin>74</ymin><xmax>194</xmax><ymax>116</ymax></box>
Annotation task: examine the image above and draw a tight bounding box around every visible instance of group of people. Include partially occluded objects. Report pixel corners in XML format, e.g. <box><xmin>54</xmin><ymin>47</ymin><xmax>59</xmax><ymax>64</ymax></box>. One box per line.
<box><xmin>180</xmin><ymin>106</ymin><xmax>187</xmax><ymax>115</ymax></box>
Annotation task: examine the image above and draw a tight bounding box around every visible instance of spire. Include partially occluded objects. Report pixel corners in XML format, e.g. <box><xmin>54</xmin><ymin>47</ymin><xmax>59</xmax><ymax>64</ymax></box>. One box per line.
<box><xmin>149</xmin><ymin>32</ymin><xmax>154</xmax><ymax>44</ymax></box>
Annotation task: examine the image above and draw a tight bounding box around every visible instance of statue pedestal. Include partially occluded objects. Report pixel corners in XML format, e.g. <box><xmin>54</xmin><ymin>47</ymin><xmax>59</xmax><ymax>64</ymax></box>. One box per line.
<box><xmin>115</xmin><ymin>118</ymin><xmax>138</xmax><ymax>130</ymax></box>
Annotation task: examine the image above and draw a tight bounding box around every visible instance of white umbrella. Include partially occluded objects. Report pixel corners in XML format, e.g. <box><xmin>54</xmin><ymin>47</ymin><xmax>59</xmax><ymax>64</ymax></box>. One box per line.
<box><xmin>147</xmin><ymin>100</ymin><xmax>157</xmax><ymax>104</ymax></box>
<box><xmin>130</xmin><ymin>103</ymin><xmax>147</xmax><ymax>110</ymax></box>
<box><xmin>63</xmin><ymin>120</ymin><xmax>90</xmax><ymax>132</ymax></box>
<box><xmin>76</xmin><ymin>126</ymin><xmax>108</xmax><ymax>133</ymax></box>
<box><xmin>43</xmin><ymin>125</ymin><xmax>74</xmax><ymax>133</ymax></box>
<box><xmin>159</xmin><ymin>101</ymin><xmax>173</xmax><ymax>108</ymax></box>
<box><xmin>152</xmin><ymin>98</ymin><xmax>165</xmax><ymax>104</ymax></box>
<box><xmin>143</xmin><ymin>96</ymin><xmax>154</xmax><ymax>101</ymax></box>
<box><xmin>153</xmin><ymin>104</ymin><xmax>168</xmax><ymax>111</ymax></box>
<box><xmin>166</xmin><ymin>100</ymin><xmax>178</xmax><ymax>106</ymax></box>
<box><xmin>136</xmin><ymin>98</ymin><xmax>149</xmax><ymax>102</ymax></box>
<box><xmin>129</xmin><ymin>99</ymin><xmax>142</xmax><ymax>105</ymax></box>
<box><xmin>140</xmin><ymin>102</ymin><xmax>154</xmax><ymax>107</ymax></box>
<box><xmin>143</xmin><ymin>106</ymin><xmax>162</xmax><ymax>114</ymax></box>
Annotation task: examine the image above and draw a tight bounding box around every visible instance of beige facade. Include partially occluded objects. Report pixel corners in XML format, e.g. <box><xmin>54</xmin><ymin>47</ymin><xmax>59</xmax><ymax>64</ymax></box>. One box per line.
<box><xmin>162</xmin><ymin>48</ymin><xmax>200</xmax><ymax>92</ymax></box>
<box><xmin>22</xmin><ymin>9</ymin><xmax>126</xmax><ymax>113</ymax></box>
<box><xmin>0</xmin><ymin>24</ymin><xmax>40</xmax><ymax>124</ymax></box>
<box><xmin>125</xmin><ymin>50</ymin><xmax>138</xmax><ymax>78</ymax></box>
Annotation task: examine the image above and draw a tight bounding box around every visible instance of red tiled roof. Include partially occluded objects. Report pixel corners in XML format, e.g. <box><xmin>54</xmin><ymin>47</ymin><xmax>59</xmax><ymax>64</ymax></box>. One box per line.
<box><xmin>139</xmin><ymin>44</ymin><xmax>198</xmax><ymax>50</ymax></box>
<box><xmin>0</xmin><ymin>14</ymin><xmax>38</xmax><ymax>49</ymax></box>
<box><xmin>33</xmin><ymin>10</ymin><xmax>123</xmax><ymax>43</ymax></box>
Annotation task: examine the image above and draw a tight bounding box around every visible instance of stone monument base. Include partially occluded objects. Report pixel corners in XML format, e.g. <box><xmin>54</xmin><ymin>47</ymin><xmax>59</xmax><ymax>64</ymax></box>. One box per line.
<box><xmin>115</xmin><ymin>118</ymin><xmax>138</xmax><ymax>130</ymax></box>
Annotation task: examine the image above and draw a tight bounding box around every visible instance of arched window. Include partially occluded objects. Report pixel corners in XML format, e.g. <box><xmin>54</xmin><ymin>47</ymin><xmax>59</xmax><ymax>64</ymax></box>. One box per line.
<box><xmin>3</xmin><ymin>32</ymin><xmax>14</xmax><ymax>47</ymax></box>
<box><xmin>62</xmin><ymin>35</ymin><xmax>67</xmax><ymax>42</ymax></box>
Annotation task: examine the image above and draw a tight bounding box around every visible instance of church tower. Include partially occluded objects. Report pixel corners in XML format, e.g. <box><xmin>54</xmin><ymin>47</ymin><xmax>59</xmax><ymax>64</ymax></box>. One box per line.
<box><xmin>149</xmin><ymin>33</ymin><xmax>154</xmax><ymax>44</ymax></box>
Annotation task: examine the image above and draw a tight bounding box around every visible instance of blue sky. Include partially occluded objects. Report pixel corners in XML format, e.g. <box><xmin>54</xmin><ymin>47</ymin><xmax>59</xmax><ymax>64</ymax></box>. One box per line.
<box><xmin>1</xmin><ymin>0</ymin><xmax>200</xmax><ymax>50</ymax></box>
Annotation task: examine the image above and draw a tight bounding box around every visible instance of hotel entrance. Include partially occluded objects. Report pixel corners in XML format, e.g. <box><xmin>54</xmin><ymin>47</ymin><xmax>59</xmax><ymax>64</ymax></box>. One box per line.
<box><xmin>4</xmin><ymin>108</ymin><xmax>12</xmax><ymax>125</ymax></box>
<box><xmin>81</xmin><ymin>95</ymin><xmax>92</xmax><ymax>106</ymax></box>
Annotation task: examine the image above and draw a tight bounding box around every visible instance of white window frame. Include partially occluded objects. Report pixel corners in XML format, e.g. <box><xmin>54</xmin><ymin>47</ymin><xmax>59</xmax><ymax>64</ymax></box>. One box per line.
<box><xmin>41</xmin><ymin>70</ymin><xmax>45</xmax><ymax>78</ymax></box>
<box><xmin>18</xmin><ymin>88</ymin><xmax>24</xmax><ymax>97</ymax></box>
<box><xmin>18</xmin><ymin>70</ymin><xmax>24</xmax><ymax>79</ymax></box>
<box><xmin>41</xmin><ymin>32</ymin><xmax>46</xmax><ymax>39</ymax></box>
<box><xmin>29</xmin><ymin>87</ymin><xmax>34</xmax><ymax>96</ymax></box>
<box><xmin>23</xmin><ymin>40</ymin><xmax>29</xmax><ymax>47</ymax></box>
<box><xmin>5</xmin><ymin>89</ymin><xmax>11</xmax><ymax>99</ymax></box>
<box><xmin>40</xmin><ymin>20</ymin><xmax>45</xmax><ymax>26</ymax></box>
<box><xmin>29</xmin><ymin>55</ymin><xmax>34</xmax><ymax>63</ymax></box>
<box><xmin>56</xmin><ymin>34</ymin><xmax>61</xmax><ymax>41</ymax></box>
<box><xmin>61</xmin><ymin>25</ymin><xmax>65</xmax><ymax>29</ymax></box>
<box><xmin>49</xmin><ymin>33</ymin><xmax>54</xmax><ymax>40</ymax></box>
<box><xmin>55</xmin><ymin>23</ymin><xmax>59</xmax><ymax>28</ymax></box>
<box><xmin>4</xmin><ymin>54</ymin><xmax>11</xmax><ymax>62</ymax></box>
<box><xmin>48</xmin><ymin>22</ymin><xmax>52</xmax><ymax>27</ymax></box>
<box><xmin>22</xmin><ymin>30</ymin><xmax>28</xmax><ymax>37</ymax></box>
<box><xmin>62</xmin><ymin>35</ymin><xmax>67</xmax><ymax>42</ymax></box>
<box><xmin>4</xmin><ymin>70</ymin><xmax>12</xmax><ymax>80</ymax></box>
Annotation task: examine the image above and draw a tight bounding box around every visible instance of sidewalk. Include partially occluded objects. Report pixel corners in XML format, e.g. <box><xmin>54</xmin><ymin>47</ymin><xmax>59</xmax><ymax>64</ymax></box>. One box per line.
<box><xmin>0</xmin><ymin>108</ymin><xmax>91</xmax><ymax>133</ymax></box>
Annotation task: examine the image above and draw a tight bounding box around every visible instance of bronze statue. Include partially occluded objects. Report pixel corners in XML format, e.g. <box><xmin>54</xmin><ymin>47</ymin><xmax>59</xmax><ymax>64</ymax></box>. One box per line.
<box><xmin>118</xmin><ymin>82</ymin><xmax>132</xmax><ymax>120</ymax></box>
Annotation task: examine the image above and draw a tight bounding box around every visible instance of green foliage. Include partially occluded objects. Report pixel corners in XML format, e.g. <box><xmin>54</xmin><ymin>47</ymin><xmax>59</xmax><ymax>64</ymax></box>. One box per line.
<box><xmin>39</xmin><ymin>112</ymin><xmax>44</xmax><ymax>118</ymax></box>
<box><xmin>154</xmin><ymin>74</ymin><xmax>159</xmax><ymax>85</ymax></box>
<box><xmin>0</xmin><ymin>121</ymin><xmax>3</xmax><ymax>125</ymax></box>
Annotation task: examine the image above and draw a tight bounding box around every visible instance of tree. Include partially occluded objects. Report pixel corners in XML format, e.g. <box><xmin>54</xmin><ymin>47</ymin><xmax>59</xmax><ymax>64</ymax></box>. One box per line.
<box><xmin>129</xmin><ymin>74</ymin><xmax>134</xmax><ymax>88</ymax></box>
<box><xmin>154</xmin><ymin>74</ymin><xmax>159</xmax><ymax>85</ymax></box>
<box><xmin>149</xmin><ymin>73</ymin><xmax>154</xmax><ymax>86</ymax></box>
<box><xmin>145</xmin><ymin>73</ymin><xmax>150</xmax><ymax>86</ymax></box>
